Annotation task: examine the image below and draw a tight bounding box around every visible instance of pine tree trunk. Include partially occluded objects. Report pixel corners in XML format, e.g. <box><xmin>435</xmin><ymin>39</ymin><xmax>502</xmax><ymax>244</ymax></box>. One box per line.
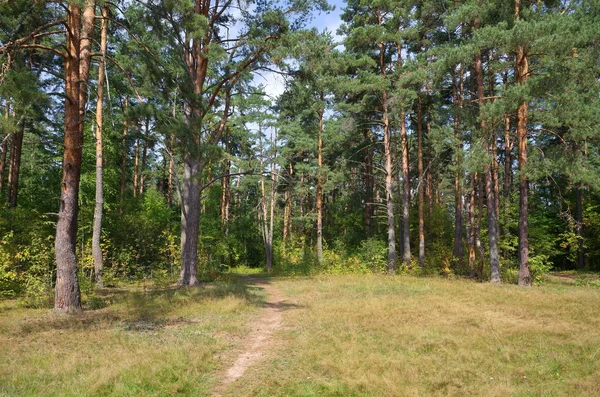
<box><xmin>92</xmin><ymin>5</ymin><xmax>108</xmax><ymax>288</ymax></box>
<box><xmin>515</xmin><ymin>0</ymin><xmax>531</xmax><ymax>286</ymax></box>
<box><xmin>363</xmin><ymin>129</ymin><xmax>374</xmax><ymax>237</ymax></box>
<box><xmin>474</xmin><ymin>39</ymin><xmax>501</xmax><ymax>284</ymax></box>
<box><xmin>139</xmin><ymin>118</ymin><xmax>149</xmax><ymax>196</ymax></box>
<box><xmin>316</xmin><ymin>105</ymin><xmax>324</xmax><ymax>266</ymax></box>
<box><xmin>7</xmin><ymin>119</ymin><xmax>23</xmax><ymax>208</ymax></box>
<box><xmin>476</xmin><ymin>176</ymin><xmax>485</xmax><ymax>278</ymax></box>
<box><xmin>268</xmin><ymin>128</ymin><xmax>278</xmax><ymax>272</ymax></box>
<box><xmin>400</xmin><ymin>111</ymin><xmax>411</xmax><ymax>267</ymax></box>
<box><xmin>467</xmin><ymin>174</ymin><xmax>476</xmax><ymax>277</ymax></box>
<box><xmin>179</xmin><ymin>151</ymin><xmax>200</xmax><ymax>287</ymax></box>
<box><xmin>383</xmin><ymin>92</ymin><xmax>396</xmax><ymax>273</ymax></box>
<box><xmin>120</xmin><ymin>97</ymin><xmax>128</xmax><ymax>214</ymax></box>
<box><xmin>452</xmin><ymin>68</ymin><xmax>464</xmax><ymax>262</ymax></box>
<box><xmin>576</xmin><ymin>183</ymin><xmax>585</xmax><ymax>270</ymax></box>
<box><xmin>55</xmin><ymin>0</ymin><xmax>95</xmax><ymax>313</ymax></box>
<box><xmin>133</xmin><ymin>134</ymin><xmax>139</xmax><ymax>198</ymax></box>
<box><xmin>417</xmin><ymin>97</ymin><xmax>425</xmax><ymax>270</ymax></box>
<box><xmin>0</xmin><ymin>101</ymin><xmax>9</xmax><ymax>193</ymax></box>
<box><xmin>167</xmin><ymin>134</ymin><xmax>175</xmax><ymax>206</ymax></box>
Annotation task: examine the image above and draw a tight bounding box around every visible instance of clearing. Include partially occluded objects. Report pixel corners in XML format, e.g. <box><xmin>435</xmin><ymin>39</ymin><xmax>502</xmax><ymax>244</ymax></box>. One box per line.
<box><xmin>1</xmin><ymin>274</ymin><xmax>600</xmax><ymax>396</ymax></box>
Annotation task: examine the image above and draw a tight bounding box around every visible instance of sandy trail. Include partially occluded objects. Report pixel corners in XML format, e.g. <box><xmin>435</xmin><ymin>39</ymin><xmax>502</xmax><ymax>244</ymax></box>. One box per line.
<box><xmin>214</xmin><ymin>277</ymin><xmax>286</xmax><ymax>395</ymax></box>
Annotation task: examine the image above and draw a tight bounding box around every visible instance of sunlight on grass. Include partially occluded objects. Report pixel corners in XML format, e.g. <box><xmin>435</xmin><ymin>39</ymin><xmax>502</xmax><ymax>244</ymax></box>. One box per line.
<box><xmin>0</xmin><ymin>279</ymin><xmax>263</xmax><ymax>397</ymax></box>
<box><xmin>233</xmin><ymin>275</ymin><xmax>600</xmax><ymax>396</ymax></box>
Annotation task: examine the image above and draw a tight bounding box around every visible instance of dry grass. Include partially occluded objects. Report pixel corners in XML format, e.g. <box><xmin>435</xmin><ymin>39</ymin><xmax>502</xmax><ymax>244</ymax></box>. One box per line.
<box><xmin>2</xmin><ymin>274</ymin><xmax>600</xmax><ymax>396</ymax></box>
<box><xmin>231</xmin><ymin>275</ymin><xmax>600</xmax><ymax>397</ymax></box>
<box><xmin>0</xmin><ymin>278</ymin><xmax>265</xmax><ymax>397</ymax></box>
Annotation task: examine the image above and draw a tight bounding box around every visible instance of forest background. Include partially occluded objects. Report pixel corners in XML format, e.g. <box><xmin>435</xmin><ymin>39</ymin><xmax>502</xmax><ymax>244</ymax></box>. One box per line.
<box><xmin>0</xmin><ymin>0</ymin><xmax>599</xmax><ymax>311</ymax></box>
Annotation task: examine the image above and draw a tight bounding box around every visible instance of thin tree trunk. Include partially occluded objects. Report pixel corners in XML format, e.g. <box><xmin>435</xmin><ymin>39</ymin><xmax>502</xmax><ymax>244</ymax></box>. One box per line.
<box><xmin>167</xmin><ymin>134</ymin><xmax>175</xmax><ymax>206</ymax></box>
<box><xmin>453</xmin><ymin>67</ymin><xmax>465</xmax><ymax>262</ymax></box>
<box><xmin>467</xmin><ymin>173</ymin><xmax>476</xmax><ymax>277</ymax></box>
<box><xmin>576</xmin><ymin>183</ymin><xmax>585</xmax><ymax>270</ymax></box>
<box><xmin>515</xmin><ymin>0</ymin><xmax>531</xmax><ymax>286</ymax></box>
<box><xmin>400</xmin><ymin>111</ymin><xmax>411</xmax><ymax>267</ymax></box>
<box><xmin>7</xmin><ymin>118</ymin><xmax>23</xmax><ymax>208</ymax></box>
<box><xmin>316</xmin><ymin>102</ymin><xmax>324</xmax><ymax>266</ymax></box>
<box><xmin>139</xmin><ymin>117</ymin><xmax>149</xmax><ymax>195</ymax></box>
<box><xmin>120</xmin><ymin>96</ymin><xmax>128</xmax><ymax>214</ymax></box>
<box><xmin>133</xmin><ymin>133</ymin><xmax>139</xmax><ymax>197</ymax></box>
<box><xmin>417</xmin><ymin>97</ymin><xmax>425</xmax><ymax>270</ymax></box>
<box><xmin>268</xmin><ymin>127</ymin><xmax>278</xmax><ymax>272</ymax></box>
<box><xmin>476</xmin><ymin>175</ymin><xmax>485</xmax><ymax>278</ymax></box>
<box><xmin>0</xmin><ymin>101</ymin><xmax>9</xmax><ymax>193</ymax></box>
<box><xmin>220</xmin><ymin>131</ymin><xmax>230</xmax><ymax>236</ymax></box>
<box><xmin>55</xmin><ymin>0</ymin><xmax>95</xmax><ymax>313</ymax></box>
<box><xmin>282</xmin><ymin>163</ymin><xmax>293</xmax><ymax>250</ymax></box>
<box><xmin>92</xmin><ymin>5</ymin><xmax>108</xmax><ymax>288</ymax></box>
<box><xmin>363</xmin><ymin>129</ymin><xmax>374</xmax><ymax>237</ymax></box>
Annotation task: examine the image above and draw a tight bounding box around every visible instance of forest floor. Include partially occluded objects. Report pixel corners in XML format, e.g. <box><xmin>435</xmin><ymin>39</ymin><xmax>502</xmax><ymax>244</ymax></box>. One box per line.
<box><xmin>1</xmin><ymin>273</ymin><xmax>600</xmax><ymax>396</ymax></box>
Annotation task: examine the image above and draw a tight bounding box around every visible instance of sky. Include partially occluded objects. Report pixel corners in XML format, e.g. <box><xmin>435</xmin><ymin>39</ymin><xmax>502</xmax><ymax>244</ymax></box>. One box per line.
<box><xmin>256</xmin><ymin>0</ymin><xmax>346</xmax><ymax>100</ymax></box>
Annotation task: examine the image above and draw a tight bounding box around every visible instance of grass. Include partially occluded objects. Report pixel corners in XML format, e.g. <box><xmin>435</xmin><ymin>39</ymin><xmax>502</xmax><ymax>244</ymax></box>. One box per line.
<box><xmin>0</xmin><ymin>277</ymin><xmax>265</xmax><ymax>397</ymax></box>
<box><xmin>2</xmin><ymin>273</ymin><xmax>600</xmax><ymax>396</ymax></box>
<box><xmin>232</xmin><ymin>275</ymin><xmax>600</xmax><ymax>396</ymax></box>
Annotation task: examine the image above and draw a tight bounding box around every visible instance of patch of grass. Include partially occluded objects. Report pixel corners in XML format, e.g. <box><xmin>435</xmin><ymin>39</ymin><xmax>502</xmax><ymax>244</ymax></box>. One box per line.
<box><xmin>0</xmin><ymin>278</ymin><xmax>265</xmax><ymax>397</ymax></box>
<box><xmin>232</xmin><ymin>275</ymin><xmax>600</xmax><ymax>396</ymax></box>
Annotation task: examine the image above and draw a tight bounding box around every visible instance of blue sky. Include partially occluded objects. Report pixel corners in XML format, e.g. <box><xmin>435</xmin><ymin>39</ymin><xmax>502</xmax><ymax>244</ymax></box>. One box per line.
<box><xmin>258</xmin><ymin>0</ymin><xmax>346</xmax><ymax>99</ymax></box>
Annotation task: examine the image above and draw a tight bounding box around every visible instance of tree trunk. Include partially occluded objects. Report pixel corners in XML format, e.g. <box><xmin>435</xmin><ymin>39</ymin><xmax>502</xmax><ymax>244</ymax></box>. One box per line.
<box><xmin>120</xmin><ymin>96</ymin><xmax>128</xmax><ymax>214</ymax></box>
<box><xmin>133</xmin><ymin>133</ymin><xmax>139</xmax><ymax>197</ymax></box>
<box><xmin>139</xmin><ymin>117</ymin><xmax>149</xmax><ymax>196</ymax></box>
<box><xmin>452</xmin><ymin>67</ymin><xmax>465</xmax><ymax>263</ymax></box>
<box><xmin>179</xmin><ymin>151</ymin><xmax>200</xmax><ymax>287</ymax></box>
<box><xmin>316</xmin><ymin>103</ymin><xmax>324</xmax><ymax>266</ymax></box>
<box><xmin>220</xmin><ymin>134</ymin><xmax>230</xmax><ymax>236</ymax></box>
<box><xmin>417</xmin><ymin>97</ymin><xmax>425</xmax><ymax>270</ymax></box>
<box><xmin>515</xmin><ymin>0</ymin><xmax>531</xmax><ymax>286</ymax></box>
<box><xmin>363</xmin><ymin>129</ymin><xmax>374</xmax><ymax>237</ymax></box>
<box><xmin>383</xmin><ymin>92</ymin><xmax>396</xmax><ymax>273</ymax></box>
<box><xmin>400</xmin><ymin>111</ymin><xmax>411</xmax><ymax>267</ymax></box>
<box><xmin>474</xmin><ymin>35</ymin><xmax>501</xmax><ymax>284</ymax></box>
<box><xmin>7</xmin><ymin>118</ymin><xmax>23</xmax><ymax>208</ymax></box>
<box><xmin>0</xmin><ymin>101</ymin><xmax>9</xmax><ymax>193</ymax></box>
<box><xmin>466</xmin><ymin>173</ymin><xmax>476</xmax><ymax>277</ymax></box>
<box><xmin>92</xmin><ymin>5</ymin><xmax>108</xmax><ymax>288</ymax></box>
<box><xmin>476</xmin><ymin>175</ymin><xmax>485</xmax><ymax>278</ymax></box>
<box><xmin>55</xmin><ymin>0</ymin><xmax>95</xmax><ymax>313</ymax></box>
<box><xmin>576</xmin><ymin>183</ymin><xmax>585</xmax><ymax>270</ymax></box>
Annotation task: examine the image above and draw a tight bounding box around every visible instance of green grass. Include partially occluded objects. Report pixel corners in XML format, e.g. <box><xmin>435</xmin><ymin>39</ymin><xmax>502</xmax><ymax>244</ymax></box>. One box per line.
<box><xmin>0</xmin><ymin>278</ymin><xmax>264</xmax><ymax>397</ymax></box>
<box><xmin>231</xmin><ymin>275</ymin><xmax>600</xmax><ymax>396</ymax></box>
<box><xmin>2</xmin><ymin>274</ymin><xmax>600</xmax><ymax>396</ymax></box>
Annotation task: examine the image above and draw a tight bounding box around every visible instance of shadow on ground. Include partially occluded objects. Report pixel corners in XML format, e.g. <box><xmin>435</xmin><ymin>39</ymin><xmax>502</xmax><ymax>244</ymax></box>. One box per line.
<box><xmin>10</xmin><ymin>275</ymin><xmax>301</xmax><ymax>336</ymax></box>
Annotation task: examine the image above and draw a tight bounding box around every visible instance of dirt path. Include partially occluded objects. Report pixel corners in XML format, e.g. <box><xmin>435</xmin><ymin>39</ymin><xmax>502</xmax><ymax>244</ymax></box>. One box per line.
<box><xmin>214</xmin><ymin>277</ymin><xmax>286</xmax><ymax>395</ymax></box>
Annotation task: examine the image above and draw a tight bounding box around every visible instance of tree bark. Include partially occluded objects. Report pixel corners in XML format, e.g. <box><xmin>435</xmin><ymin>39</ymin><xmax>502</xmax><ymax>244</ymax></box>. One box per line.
<box><xmin>576</xmin><ymin>183</ymin><xmax>585</xmax><ymax>270</ymax></box>
<box><xmin>139</xmin><ymin>117</ymin><xmax>149</xmax><ymax>196</ymax></box>
<box><xmin>362</xmin><ymin>129</ymin><xmax>374</xmax><ymax>237</ymax></box>
<box><xmin>133</xmin><ymin>133</ymin><xmax>139</xmax><ymax>197</ymax></box>
<box><xmin>417</xmin><ymin>97</ymin><xmax>425</xmax><ymax>270</ymax></box>
<box><xmin>452</xmin><ymin>67</ymin><xmax>465</xmax><ymax>263</ymax></box>
<box><xmin>515</xmin><ymin>0</ymin><xmax>531</xmax><ymax>286</ymax></box>
<box><xmin>120</xmin><ymin>96</ymin><xmax>128</xmax><ymax>214</ymax></box>
<box><xmin>474</xmin><ymin>31</ymin><xmax>501</xmax><ymax>284</ymax></box>
<box><xmin>316</xmin><ymin>101</ymin><xmax>324</xmax><ymax>266</ymax></box>
<box><xmin>179</xmin><ymin>149</ymin><xmax>200</xmax><ymax>287</ymax></box>
<box><xmin>220</xmin><ymin>131</ymin><xmax>230</xmax><ymax>236</ymax></box>
<box><xmin>92</xmin><ymin>5</ymin><xmax>108</xmax><ymax>288</ymax></box>
<box><xmin>7</xmin><ymin>118</ymin><xmax>23</xmax><ymax>208</ymax></box>
<box><xmin>400</xmin><ymin>111</ymin><xmax>411</xmax><ymax>268</ymax></box>
<box><xmin>0</xmin><ymin>101</ymin><xmax>9</xmax><ymax>193</ymax></box>
<box><xmin>55</xmin><ymin>0</ymin><xmax>95</xmax><ymax>313</ymax></box>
